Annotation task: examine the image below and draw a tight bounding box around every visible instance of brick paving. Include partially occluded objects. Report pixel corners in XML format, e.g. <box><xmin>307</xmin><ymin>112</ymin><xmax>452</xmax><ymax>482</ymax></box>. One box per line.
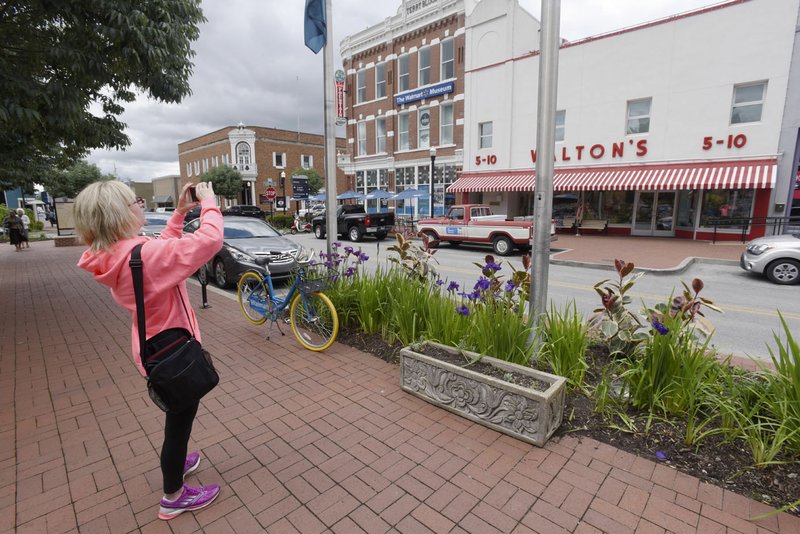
<box><xmin>2</xmin><ymin>240</ymin><xmax>798</xmax><ymax>533</ymax></box>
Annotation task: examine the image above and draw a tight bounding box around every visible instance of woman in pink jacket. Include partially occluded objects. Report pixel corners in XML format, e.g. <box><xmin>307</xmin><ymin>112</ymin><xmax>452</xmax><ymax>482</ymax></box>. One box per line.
<box><xmin>74</xmin><ymin>180</ymin><xmax>224</xmax><ymax>520</ymax></box>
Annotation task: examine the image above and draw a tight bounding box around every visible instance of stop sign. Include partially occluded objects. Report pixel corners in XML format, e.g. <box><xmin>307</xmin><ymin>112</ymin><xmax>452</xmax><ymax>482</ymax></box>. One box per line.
<box><xmin>265</xmin><ymin>186</ymin><xmax>277</xmax><ymax>200</ymax></box>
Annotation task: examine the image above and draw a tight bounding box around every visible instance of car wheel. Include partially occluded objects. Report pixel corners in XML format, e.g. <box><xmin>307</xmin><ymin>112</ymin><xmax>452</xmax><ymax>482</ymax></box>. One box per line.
<box><xmin>214</xmin><ymin>258</ymin><xmax>231</xmax><ymax>288</ymax></box>
<box><xmin>349</xmin><ymin>225</ymin><xmax>363</xmax><ymax>242</ymax></box>
<box><xmin>765</xmin><ymin>258</ymin><xmax>800</xmax><ymax>285</ymax></box>
<box><xmin>314</xmin><ymin>225</ymin><xmax>325</xmax><ymax>239</ymax></box>
<box><xmin>422</xmin><ymin>231</ymin><xmax>439</xmax><ymax>248</ymax></box>
<box><xmin>493</xmin><ymin>235</ymin><xmax>513</xmax><ymax>256</ymax></box>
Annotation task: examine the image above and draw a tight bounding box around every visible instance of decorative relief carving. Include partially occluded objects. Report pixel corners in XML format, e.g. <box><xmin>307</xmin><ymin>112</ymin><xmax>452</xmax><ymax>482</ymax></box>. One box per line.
<box><xmin>403</xmin><ymin>356</ymin><xmax>563</xmax><ymax>443</ymax></box>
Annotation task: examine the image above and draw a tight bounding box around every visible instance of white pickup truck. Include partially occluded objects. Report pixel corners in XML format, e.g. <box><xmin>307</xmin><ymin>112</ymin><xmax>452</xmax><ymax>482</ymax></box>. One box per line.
<box><xmin>417</xmin><ymin>204</ymin><xmax>556</xmax><ymax>256</ymax></box>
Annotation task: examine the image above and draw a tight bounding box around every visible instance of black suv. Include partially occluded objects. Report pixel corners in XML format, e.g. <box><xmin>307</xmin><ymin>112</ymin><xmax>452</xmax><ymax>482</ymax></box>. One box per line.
<box><xmin>222</xmin><ymin>205</ymin><xmax>266</xmax><ymax>219</ymax></box>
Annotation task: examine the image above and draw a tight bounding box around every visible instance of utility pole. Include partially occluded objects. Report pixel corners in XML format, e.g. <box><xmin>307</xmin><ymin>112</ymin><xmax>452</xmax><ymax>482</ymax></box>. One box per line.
<box><xmin>322</xmin><ymin>0</ymin><xmax>337</xmax><ymax>256</ymax></box>
<box><xmin>529</xmin><ymin>0</ymin><xmax>561</xmax><ymax>347</ymax></box>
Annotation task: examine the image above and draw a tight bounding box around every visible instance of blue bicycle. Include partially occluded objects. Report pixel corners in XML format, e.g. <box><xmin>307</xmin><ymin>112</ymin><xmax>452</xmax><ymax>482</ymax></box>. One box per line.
<box><xmin>237</xmin><ymin>256</ymin><xmax>339</xmax><ymax>351</ymax></box>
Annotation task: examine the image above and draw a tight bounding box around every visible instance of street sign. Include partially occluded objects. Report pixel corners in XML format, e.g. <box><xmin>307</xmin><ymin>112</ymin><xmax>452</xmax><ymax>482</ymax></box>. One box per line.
<box><xmin>291</xmin><ymin>175</ymin><xmax>309</xmax><ymax>200</ymax></box>
<box><xmin>265</xmin><ymin>186</ymin><xmax>277</xmax><ymax>200</ymax></box>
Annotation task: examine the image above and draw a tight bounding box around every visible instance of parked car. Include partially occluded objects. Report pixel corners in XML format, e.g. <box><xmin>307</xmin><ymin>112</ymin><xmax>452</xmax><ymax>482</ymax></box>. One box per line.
<box><xmin>140</xmin><ymin>212</ymin><xmax>172</xmax><ymax>238</ymax></box>
<box><xmin>298</xmin><ymin>204</ymin><xmax>325</xmax><ymax>220</ymax></box>
<box><xmin>312</xmin><ymin>204</ymin><xmax>394</xmax><ymax>242</ymax></box>
<box><xmin>740</xmin><ymin>233</ymin><xmax>800</xmax><ymax>285</ymax></box>
<box><xmin>221</xmin><ymin>204</ymin><xmax>266</xmax><ymax>218</ymax></box>
<box><xmin>184</xmin><ymin>205</ymin><xmax>202</xmax><ymax>222</ymax></box>
<box><xmin>183</xmin><ymin>215</ymin><xmax>306</xmax><ymax>288</ymax></box>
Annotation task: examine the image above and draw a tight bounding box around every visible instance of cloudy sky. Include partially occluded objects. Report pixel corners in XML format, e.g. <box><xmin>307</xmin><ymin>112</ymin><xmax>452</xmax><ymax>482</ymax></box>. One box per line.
<box><xmin>88</xmin><ymin>0</ymin><xmax>717</xmax><ymax>181</ymax></box>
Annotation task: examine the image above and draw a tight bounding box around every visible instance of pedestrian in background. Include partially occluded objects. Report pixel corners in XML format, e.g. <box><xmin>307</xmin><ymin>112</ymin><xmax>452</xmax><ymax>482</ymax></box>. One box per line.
<box><xmin>17</xmin><ymin>208</ymin><xmax>30</xmax><ymax>248</ymax></box>
<box><xmin>3</xmin><ymin>210</ymin><xmax>24</xmax><ymax>251</ymax></box>
<box><xmin>73</xmin><ymin>180</ymin><xmax>224</xmax><ymax>521</ymax></box>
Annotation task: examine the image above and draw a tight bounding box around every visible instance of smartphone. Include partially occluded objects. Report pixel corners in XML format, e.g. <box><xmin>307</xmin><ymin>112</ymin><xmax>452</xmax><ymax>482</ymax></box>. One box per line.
<box><xmin>188</xmin><ymin>186</ymin><xmax>198</xmax><ymax>202</ymax></box>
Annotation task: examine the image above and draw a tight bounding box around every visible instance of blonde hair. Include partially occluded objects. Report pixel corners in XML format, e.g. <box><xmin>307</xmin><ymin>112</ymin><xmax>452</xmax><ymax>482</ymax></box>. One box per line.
<box><xmin>16</xmin><ymin>208</ymin><xmax>24</xmax><ymax>215</ymax></box>
<box><xmin>74</xmin><ymin>181</ymin><xmax>141</xmax><ymax>252</ymax></box>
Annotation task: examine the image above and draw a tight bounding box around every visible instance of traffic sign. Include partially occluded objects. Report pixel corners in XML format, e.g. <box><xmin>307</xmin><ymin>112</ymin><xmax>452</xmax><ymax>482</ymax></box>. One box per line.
<box><xmin>265</xmin><ymin>186</ymin><xmax>277</xmax><ymax>200</ymax></box>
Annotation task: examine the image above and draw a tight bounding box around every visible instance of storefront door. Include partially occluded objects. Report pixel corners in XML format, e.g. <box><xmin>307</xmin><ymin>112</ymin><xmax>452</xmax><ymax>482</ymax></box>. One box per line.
<box><xmin>632</xmin><ymin>191</ymin><xmax>676</xmax><ymax>236</ymax></box>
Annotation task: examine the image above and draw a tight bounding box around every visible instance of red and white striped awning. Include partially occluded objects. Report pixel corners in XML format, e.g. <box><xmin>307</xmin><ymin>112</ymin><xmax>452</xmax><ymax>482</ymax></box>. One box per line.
<box><xmin>447</xmin><ymin>159</ymin><xmax>777</xmax><ymax>193</ymax></box>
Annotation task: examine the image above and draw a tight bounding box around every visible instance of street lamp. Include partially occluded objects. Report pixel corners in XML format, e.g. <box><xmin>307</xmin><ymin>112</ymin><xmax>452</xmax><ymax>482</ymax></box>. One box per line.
<box><xmin>280</xmin><ymin>171</ymin><xmax>286</xmax><ymax>214</ymax></box>
<box><xmin>429</xmin><ymin>146</ymin><xmax>437</xmax><ymax>217</ymax></box>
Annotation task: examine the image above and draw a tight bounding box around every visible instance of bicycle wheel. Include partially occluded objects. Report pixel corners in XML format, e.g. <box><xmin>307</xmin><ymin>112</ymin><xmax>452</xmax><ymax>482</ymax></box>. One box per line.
<box><xmin>289</xmin><ymin>291</ymin><xmax>339</xmax><ymax>351</ymax></box>
<box><xmin>237</xmin><ymin>271</ymin><xmax>269</xmax><ymax>325</ymax></box>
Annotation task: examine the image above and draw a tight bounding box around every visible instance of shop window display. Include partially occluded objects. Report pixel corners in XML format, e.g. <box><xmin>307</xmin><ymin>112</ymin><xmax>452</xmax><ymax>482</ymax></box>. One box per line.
<box><xmin>699</xmin><ymin>189</ymin><xmax>754</xmax><ymax>229</ymax></box>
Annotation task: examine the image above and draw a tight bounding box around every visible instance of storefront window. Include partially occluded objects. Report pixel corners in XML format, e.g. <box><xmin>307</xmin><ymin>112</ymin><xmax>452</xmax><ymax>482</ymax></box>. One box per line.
<box><xmin>552</xmin><ymin>193</ymin><xmax>578</xmax><ymax>225</ymax></box>
<box><xmin>676</xmin><ymin>190</ymin><xmax>697</xmax><ymax>227</ymax></box>
<box><xmin>602</xmin><ymin>191</ymin><xmax>634</xmax><ymax>224</ymax></box>
<box><xmin>699</xmin><ymin>189</ymin><xmax>754</xmax><ymax>229</ymax></box>
<box><xmin>356</xmin><ymin>171</ymin><xmax>364</xmax><ymax>190</ymax></box>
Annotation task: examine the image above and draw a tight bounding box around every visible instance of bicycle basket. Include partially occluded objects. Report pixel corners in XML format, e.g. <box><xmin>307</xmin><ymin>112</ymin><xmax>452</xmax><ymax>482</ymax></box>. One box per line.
<box><xmin>295</xmin><ymin>263</ymin><xmax>338</xmax><ymax>293</ymax></box>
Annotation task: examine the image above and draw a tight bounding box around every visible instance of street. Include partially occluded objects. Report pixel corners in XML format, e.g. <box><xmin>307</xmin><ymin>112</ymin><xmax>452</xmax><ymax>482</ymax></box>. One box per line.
<box><xmin>280</xmin><ymin>233</ymin><xmax>800</xmax><ymax>362</ymax></box>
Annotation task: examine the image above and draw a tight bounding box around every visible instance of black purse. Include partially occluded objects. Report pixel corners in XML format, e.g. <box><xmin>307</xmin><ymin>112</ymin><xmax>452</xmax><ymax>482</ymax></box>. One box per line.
<box><xmin>130</xmin><ymin>244</ymin><xmax>219</xmax><ymax>413</ymax></box>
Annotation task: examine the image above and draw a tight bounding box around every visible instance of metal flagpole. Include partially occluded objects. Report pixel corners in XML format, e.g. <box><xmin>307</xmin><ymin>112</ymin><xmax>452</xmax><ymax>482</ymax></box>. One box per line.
<box><xmin>529</xmin><ymin>0</ymin><xmax>561</xmax><ymax>347</ymax></box>
<box><xmin>323</xmin><ymin>0</ymin><xmax>337</xmax><ymax>257</ymax></box>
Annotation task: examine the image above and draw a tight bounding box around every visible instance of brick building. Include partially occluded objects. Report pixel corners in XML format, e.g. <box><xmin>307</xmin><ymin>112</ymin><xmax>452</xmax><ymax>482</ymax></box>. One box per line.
<box><xmin>178</xmin><ymin>124</ymin><xmax>346</xmax><ymax>214</ymax></box>
<box><xmin>338</xmin><ymin>0</ymin><xmax>466</xmax><ymax>216</ymax></box>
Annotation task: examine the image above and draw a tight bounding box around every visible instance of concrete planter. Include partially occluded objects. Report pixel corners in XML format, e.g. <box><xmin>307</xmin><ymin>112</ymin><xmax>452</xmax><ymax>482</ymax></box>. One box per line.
<box><xmin>400</xmin><ymin>341</ymin><xmax>566</xmax><ymax>447</ymax></box>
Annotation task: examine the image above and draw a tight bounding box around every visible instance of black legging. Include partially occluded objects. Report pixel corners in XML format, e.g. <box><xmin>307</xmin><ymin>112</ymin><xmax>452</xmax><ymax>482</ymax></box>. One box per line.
<box><xmin>161</xmin><ymin>400</ymin><xmax>199</xmax><ymax>494</ymax></box>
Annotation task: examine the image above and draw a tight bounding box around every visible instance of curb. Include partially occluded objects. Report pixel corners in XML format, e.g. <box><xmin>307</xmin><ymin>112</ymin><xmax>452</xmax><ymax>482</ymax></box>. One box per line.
<box><xmin>550</xmin><ymin>248</ymin><xmax>740</xmax><ymax>275</ymax></box>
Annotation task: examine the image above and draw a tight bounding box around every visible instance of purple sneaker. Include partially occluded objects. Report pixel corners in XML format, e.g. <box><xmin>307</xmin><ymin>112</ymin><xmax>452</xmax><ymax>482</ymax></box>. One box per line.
<box><xmin>183</xmin><ymin>451</ymin><xmax>200</xmax><ymax>479</ymax></box>
<box><xmin>158</xmin><ymin>484</ymin><xmax>220</xmax><ymax>520</ymax></box>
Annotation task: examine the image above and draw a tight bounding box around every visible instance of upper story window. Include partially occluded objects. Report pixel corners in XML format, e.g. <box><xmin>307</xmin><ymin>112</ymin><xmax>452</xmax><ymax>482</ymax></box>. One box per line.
<box><xmin>731</xmin><ymin>82</ymin><xmax>766</xmax><ymax>124</ymax></box>
<box><xmin>375</xmin><ymin>117</ymin><xmax>386</xmax><ymax>153</ymax></box>
<box><xmin>356</xmin><ymin>69</ymin><xmax>367</xmax><ymax>103</ymax></box>
<box><xmin>301</xmin><ymin>154</ymin><xmax>313</xmax><ymax>169</ymax></box>
<box><xmin>555</xmin><ymin>110</ymin><xmax>566</xmax><ymax>142</ymax></box>
<box><xmin>398</xmin><ymin>54</ymin><xmax>409</xmax><ymax>92</ymax></box>
<box><xmin>186</xmin><ymin>163</ymin><xmax>192</xmax><ymax>177</ymax></box>
<box><xmin>212</xmin><ymin>156</ymin><xmax>219</xmax><ymax>167</ymax></box>
<box><xmin>440</xmin><ymin>103</ymin><xmax>454</xmax><ymax>145</ymax></box>
<box><xmin>236</xmin><ymin>142</ymin><xmax>251</xmax><ymax>167</ymax></box>
<box><xmin>398</xmin><ymin>112</ymin><xmax>410</xmax><ymax>151</ymax></box>
<box><xmin>418</xmin><ymin>47</ymin><xmax>430</xmax><ymax>86</ymax></box>
<box><xmin>194</xmin><ymin>161</ymin><xmax>200</xmax><ymax>174</ymax></box>
<box><xmin>222</xmin><ymin>153</ymin><xmax>229</xmax><ymax>165</ymax></box>
<box><xmin>202</xmin><ymin>158</ymin><xmax>208</xmax><ymax>172</ymax></box>
<box><xmin>357</xmin><ymin>121</ymin><xmax>367</xmax><ymax>156</ymax></box>
<box><xmin>418</xmin><ymin>108</ymin><xmax>431</xmax><ymax>149</ymax></box>
<box><xmin>273</xmin><ymin>152</ymin><xmax>285</xmax><ymax>168</ymax></box>
<box><xmin>375</xmin><ymin>63</ymin><xmax>386</xmax><ymax>99</ymax></box>
<box><xmin>479</xmin><ymin>121</ymin><xmax>493</xmax><ymax>149</ymax></box>
<box><xmin>441</xmin><ymin>39</ymin><xmax>455</xmax><ymax>80</ymax></box>
<box><xmin>626</xmin><ymin>98</ymin><xmax>651</xmax><ymax>135</ymax></box>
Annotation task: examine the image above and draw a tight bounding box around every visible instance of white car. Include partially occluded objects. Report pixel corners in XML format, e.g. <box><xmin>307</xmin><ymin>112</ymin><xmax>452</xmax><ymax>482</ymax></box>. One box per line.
<box><xmin>740</xmin><ymin>233</ymin><xmax>800</xmax><ymax>285</ymax></box>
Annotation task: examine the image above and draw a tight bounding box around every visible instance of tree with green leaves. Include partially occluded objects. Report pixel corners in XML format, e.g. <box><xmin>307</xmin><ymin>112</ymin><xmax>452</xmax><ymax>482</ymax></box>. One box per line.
<box><xmin>203</xmin><ymin>165</ymin><xmax>243</xmax><ymax>200</ymax></box>
<box><xmin>290</xmin><ymin>167</ymin><xmax>323</xmax><ymax>195</ymax></box>
<box><xmin>47</xmin><ymin>161</ymin><xmax>114</xmax><ymax>198</ymax></box>
<box><xmin>0</xmin><ymin>0</ymin><xmax>206</xmax><ymax>190</ymax></box>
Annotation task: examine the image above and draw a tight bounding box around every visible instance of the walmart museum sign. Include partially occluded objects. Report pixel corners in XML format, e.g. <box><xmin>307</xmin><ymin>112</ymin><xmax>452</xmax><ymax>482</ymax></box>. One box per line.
<box><xmin>395</xmin><ymin>81</ymin><xmax>454</xmax><ymax>105</ymax></box>
<box><xmin>406</xmin><ymin>0</ymin><xmax>438</xmax><ymax>15</ymax></box>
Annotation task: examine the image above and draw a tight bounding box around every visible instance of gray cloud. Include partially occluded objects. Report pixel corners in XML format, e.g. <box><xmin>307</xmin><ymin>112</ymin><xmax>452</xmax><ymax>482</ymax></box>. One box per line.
<box><xmin>88</xmin><ymin>0</ymin><xmax>713</xmax><ymax>181</ymax></box>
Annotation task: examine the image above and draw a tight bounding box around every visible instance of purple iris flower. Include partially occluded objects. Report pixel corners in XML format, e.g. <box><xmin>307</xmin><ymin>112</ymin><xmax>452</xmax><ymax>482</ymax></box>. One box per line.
<box><xmin>652</xmin><ymin>319</ymin><xmax>669</xmax><ymax>336</ymax></box>
<box><xmin>505</xmin><ymin>280</ymin><xmax>517</xmax><ymax>293</ymax></box>
<box><xmin>483</xmin><ymin>261</ymin><xmax>502</xmax><ymax>275</ymax></box>
<box><xmin>447</xmin><ymin>281</ymin><xmax>460</xmax><ymax>293</ymax></box>
<box><xmin>334</xmin><ymin>241</ymin><xmax>342</xmax><ymax>248</ymax></box>
<box><xmin>435</xmin><ymin>278</ymin><xmax>445</xmax><ymax>286</ymax></box>
<box><xmin>455</xmin><ymin>305</ymin><xmax>470</xmax><ymax>316</ymax></box>
<box><xmin>344</xmin><ymin>246</ymin><xmax>354</xmax><ymax>254</ymax></box>
<box><xmin>467</xmin><ymin>290</ymin><xmax>481</xmax><ymax>301</ymax></box>
<box><xmin>344</xmin><ymin>267</ymin><xmax>356</xmax><ymax>277</ymax></box>
<box><xmin>324</xmin><ymin>261</ymin><xmax>334</xmax><ymax>268</ymax></box>
<box><xmin>474</xmin><ymin>276</ymin><xmax>491</xmax><ymax>291</ymax></box>
<box><xmin>309</xmin><ymin>259</ymin><xmax>317</xmax><ymax>265</ymax></box>
<box><xmin>359</xmin><ymin>253</ymin><xmax>369</xmax><ymax>262</ymax></box>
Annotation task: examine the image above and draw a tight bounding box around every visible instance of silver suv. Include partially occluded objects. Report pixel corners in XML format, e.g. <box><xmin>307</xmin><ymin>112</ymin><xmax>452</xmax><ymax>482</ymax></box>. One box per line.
<box><xmin>740</xmin><ymin>233</ymin><xmax>800</xmax><ymax>285</ymax></box>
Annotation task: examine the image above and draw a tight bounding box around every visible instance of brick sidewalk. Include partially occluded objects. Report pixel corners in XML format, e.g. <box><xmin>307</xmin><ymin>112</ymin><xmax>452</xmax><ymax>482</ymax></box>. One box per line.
<box><xmin>1</xmin><ymin>243</ymin><xmax>797</xmax><ymax>533</ymax></box>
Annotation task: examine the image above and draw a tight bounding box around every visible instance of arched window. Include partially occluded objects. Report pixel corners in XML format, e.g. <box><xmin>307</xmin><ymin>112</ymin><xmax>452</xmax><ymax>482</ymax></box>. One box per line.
<box><xmin>236</xmin><ymin>142</ymin><xmax>251</xmax><ymax>167</ymax></box>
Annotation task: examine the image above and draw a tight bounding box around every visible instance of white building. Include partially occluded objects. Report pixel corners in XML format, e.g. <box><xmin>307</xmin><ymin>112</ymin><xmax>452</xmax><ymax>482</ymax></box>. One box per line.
<box><xmin>454</xmin><ymin>0</ymin><xmax>800</xmax><ymax>240</ymax></box>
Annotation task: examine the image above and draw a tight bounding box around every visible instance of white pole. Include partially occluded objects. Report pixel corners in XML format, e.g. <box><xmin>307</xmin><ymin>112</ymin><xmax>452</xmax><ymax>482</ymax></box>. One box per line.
<box><xmin>529</xmin><ymin>0</ymin><xmax>561</xmax><ymax>346</ymax></box>
<box><xmin>323</xmin><ymin>0</ymin><xmax>338</xmax><ymax>255</ymax></box>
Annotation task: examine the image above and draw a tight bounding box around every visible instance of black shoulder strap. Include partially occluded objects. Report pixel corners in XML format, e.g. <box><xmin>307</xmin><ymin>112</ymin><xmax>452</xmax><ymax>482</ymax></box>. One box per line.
<box><xmin>129</xmin><ymin>244</ymin><xmax>147</xmax><ymax>359</ymax></box>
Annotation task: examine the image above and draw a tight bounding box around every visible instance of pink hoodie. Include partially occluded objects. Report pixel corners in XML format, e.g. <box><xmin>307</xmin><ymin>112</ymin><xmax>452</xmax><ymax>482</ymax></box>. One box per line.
<box><xmin>77</xmin><ymin>199</ymin><xmax>224</xmax><ymax>376</ymax></box>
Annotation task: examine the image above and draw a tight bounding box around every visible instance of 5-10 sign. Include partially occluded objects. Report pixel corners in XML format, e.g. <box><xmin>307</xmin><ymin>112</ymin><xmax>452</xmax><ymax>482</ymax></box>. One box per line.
<box><xmin>702</xmin><ymin>133</ymin><xmax>747</xmax><ymax>151</ymax></box>
<box><xmin>475</xmin><ymin>154</ymin><xmax>497</xmax><ymax>166</ymax></box>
